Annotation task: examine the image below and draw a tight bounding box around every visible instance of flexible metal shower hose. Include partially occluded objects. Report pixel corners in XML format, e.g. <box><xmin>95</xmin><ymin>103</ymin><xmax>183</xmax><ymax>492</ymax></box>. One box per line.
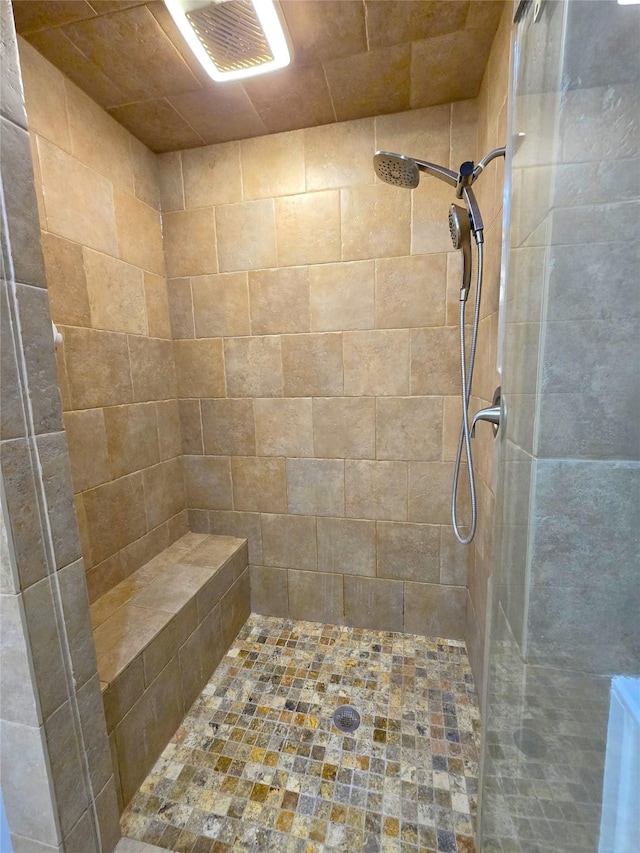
<box><xmin>451</xmin><ymin>241</ymin><xmax>483</xmax><ymax>545</ymax></box>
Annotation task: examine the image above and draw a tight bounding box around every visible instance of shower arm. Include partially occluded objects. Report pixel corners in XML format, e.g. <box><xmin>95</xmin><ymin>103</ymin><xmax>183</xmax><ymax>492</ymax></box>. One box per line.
<box><xmin>413</xmin><ymin>158</ymin><xmax>458</xmax><ymax>187</ymax></box>
<box><xmin>473</xmin><ymin>146</ymin><xmax>507</xmax><ymax>180</ymax></box>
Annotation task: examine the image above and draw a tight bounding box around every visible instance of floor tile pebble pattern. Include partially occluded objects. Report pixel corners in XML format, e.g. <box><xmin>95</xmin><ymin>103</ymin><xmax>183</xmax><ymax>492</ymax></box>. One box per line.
<box><xmin>121</xmin><ymin>615</ymin><xmax>481</xmax><ymax>852</ymax></box>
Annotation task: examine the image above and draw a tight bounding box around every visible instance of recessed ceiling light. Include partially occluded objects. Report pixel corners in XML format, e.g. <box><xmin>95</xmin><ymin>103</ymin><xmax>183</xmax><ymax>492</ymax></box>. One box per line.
<box><xmin>165</xmin><ymin>0</ymin><xmax>292</xmax><ymax>83</ymax></box>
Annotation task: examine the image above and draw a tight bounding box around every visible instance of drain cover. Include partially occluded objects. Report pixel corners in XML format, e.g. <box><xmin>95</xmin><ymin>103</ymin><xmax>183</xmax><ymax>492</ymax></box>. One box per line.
<box><xmin>333</xmin><ymin>705</ymin><xmax>361</xmax><ymax>733</ymax></box>
<box><xmin>513</xmin><ymin>726</ymin><xmax>547</xmax><ymax>758</ymax></box>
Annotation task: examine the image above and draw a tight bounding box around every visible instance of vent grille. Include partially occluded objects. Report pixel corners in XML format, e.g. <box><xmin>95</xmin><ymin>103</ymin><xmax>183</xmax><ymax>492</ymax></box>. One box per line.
<box><xmin>187</xmin><ymin>1</ymin><xmax>274</xmax><ymax>73</ymax></box>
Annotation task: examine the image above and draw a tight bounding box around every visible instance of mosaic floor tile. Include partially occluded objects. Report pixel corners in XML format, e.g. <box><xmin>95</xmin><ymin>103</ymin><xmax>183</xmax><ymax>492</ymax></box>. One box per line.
<box><xmin>122</xmin><ymin>615</ymin><xmax>481</xmax><ymax>852</ymax></box>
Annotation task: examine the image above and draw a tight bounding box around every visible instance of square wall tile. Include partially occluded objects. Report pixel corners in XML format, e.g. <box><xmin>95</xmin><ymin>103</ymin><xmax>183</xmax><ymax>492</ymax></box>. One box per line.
<box><xmin>343</xmin><ymin>330</ymin><xmax>409</xmax><ymax>396</ymax></box>
<box><xmin>281</xmin><ymin>333</ymin><xmax>343</xmax><ymax>396</ymax></box>
<box><xmin>173</xmin><ymin>339</ymin><xmax>225</xmax><ymax>398</ymax></box>
<box><xmin>376</xmin><ymin>521</ymin><xmax>440</xmax><ymax>583</ymax></box>
<box><xmin>201</xmin><ymin>398</ymin><xmax>256</xmax><ymax>456</ymax></box>
<box><xmin>224</xmin><ymin>336</ymin><xmax>283</xmax><ymax>398</ymax></box>
<box><xmin>375</xmin><ymin>254</ymin><xmax>447</xmax><ymax>329</ymax></box>
<box><xmin>341</xmin><ymin>184</ymin><xmax>410</xmax><ymax>260</ymax></box>
<box><xmin>276</xmin><ymin>190</ymin><xmax>341</xmax><ymax>267</ymax></box>
<box><xmin>410</xmin><ymin>327</ymin><xmax>460</xmax><ymax>395</ymax></box>
<box><xmin>184</xmin><ymin>455</ymin><xmax>232</xmax><ymax>511</ymax></box>
<box><xmin>317</xmin><ymin>517</ymin><xmax>376</xmax><ymax>576</ymax></box>
<box><xmin>288</xmin><ymin>569</ymin><xmax>344</xmax><ymax>623</ymax></box>
<box><xmin>231</xmin><ymin>457</ymin><xmax>287</xmax><ymax>513</ymax></box>
<box><xmin>376</xmin><ymin>396</ymin><xmax>443</xmax><ymax>461</ymax></box>
<box><xmin>163</xmin><ymin>208</ymin><xmax>217</xmax><ymax>277</ymax></box>
<box><xmin>312</xmin><ymin>397</ymin><xmax>375</xmax><ymax>460</ymax></box>
<box><xmin>304</xmin><ymin>118</ymin><xmax>375</xmax><ymax>191</ymax></box>
<box><xmin>345</xmin><ymin>460</ymin><xmax>408</xmax><ymax>522</ymax></box>
<box><xmin>404</xmin><ymin>582</ymin><xmax>466</xmax><ymax>639</ymax></box>
<box><xmin>182</xmin><ymin>141</ymin><xmax>241</xmax><ymax>208</ymax></box>
<box><xmin>216</xmin><ymin>199</ymin><xmax>276</xmax><ymax>272</ymax></box>
<box><xmin>343</xmin><ymin>575</ymin><xmax>403</xmax><ymax>632</ymax></box>
<box><xmin>249</xmin><ymin>565</ymin><xmax>288</xmax><ymax>617</ymax></box>
<box><xmin>261</xmin><ymin>513</ymin><xmax>317</xmax><ymax>571</ymax></box>
<box><xmin>241</xmin><ymin>130</ymin><xmax>305</xmax><ymax>200</ymax></box>
<box><xmin>249</xmin><ymin>267</ymin><xmax>310</xmax><ymax>336</ymax></box>
<box><xmin>192</xmin><ymin>272</ymin><xmax>250</xmax><ymax>338</ymax></box>
<box><xmin>255</xmin><ymin>398</ymin><xmax>313</xmax><ymax>457</ymax></box>
<box><xmin>309</xmin><ymin>260</ymin><xmax>375</xmax><ymax>332</ymax></box>
<box><xmin>286</xmin><ymin>458</ymin><xmax>345</xmax><ymax>517</ymax></box>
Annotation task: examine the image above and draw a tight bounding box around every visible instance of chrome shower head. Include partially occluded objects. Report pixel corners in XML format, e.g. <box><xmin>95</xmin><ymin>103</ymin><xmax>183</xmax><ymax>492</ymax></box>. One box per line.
<box><xmin>373</xmin><ymin>151</ymin><xmax>420</xmax><ymax>189</ymax></box>
<box><xmin>449</xmin><ymin>204</ymin><xmax>472</xmax><ymax>300</ymax></box>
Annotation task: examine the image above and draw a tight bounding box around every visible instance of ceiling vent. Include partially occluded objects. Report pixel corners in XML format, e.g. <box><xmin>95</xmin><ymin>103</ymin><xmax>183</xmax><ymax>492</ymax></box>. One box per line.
<box><xmin>165</xmin><ymin>0</ymin><xmax>292</xmax><ymax>82</ymax></box>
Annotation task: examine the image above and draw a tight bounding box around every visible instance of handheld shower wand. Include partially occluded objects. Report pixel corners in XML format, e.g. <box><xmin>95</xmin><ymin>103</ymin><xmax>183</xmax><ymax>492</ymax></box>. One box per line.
<box><xmin>373</xmin><ymin>146</ymin><xmax>505</xmax><ymax>544</ymax></box>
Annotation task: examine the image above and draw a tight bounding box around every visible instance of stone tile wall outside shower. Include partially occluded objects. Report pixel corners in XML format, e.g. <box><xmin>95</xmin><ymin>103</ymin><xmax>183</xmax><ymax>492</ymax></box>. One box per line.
<box><xmin>159</xmin><ymin>103</ymin><xmax>479</xmax><ymax>637</ymax></box>
<box><xmin>19</xmin><ymin>39</ymin><xmax>188</xmax><ymax>603</ymax></box>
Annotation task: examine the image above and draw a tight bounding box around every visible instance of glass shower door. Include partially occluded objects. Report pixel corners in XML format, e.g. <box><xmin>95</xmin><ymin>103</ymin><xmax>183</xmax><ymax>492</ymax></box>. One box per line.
<box><xmin>478</xmin><ymin>1</ymin><xmax>640</xmax><ymax>851</ymax></box>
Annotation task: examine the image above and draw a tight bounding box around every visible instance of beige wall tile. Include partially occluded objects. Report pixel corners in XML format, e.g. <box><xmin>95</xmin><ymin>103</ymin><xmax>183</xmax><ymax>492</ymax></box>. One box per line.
<box><xmin>41</xmin><ymin>232</ymin><xmax>91</xmax><ymax>327</ymax></box>
<box><xmin>408</xmin><ymin>461</ymin><xmax>467</xmax><ymax>525</ymax></box>
<box><xmin>439</xmin><ymin>526</ymin><xmax>470</xmax><ymax>587</ymax></box>
<box><xmin>250</xmin><ymin>565</ymin><xmax>289</xmax><ymax>617</ymax></box>
<box><xmin>65</xmin><ymin>79</ymin><xmax>133</xmax><ymax>192</ymax></box>
<box><xmin>63</xmin><ymin>326</ymin><xmax>132</xmax><ymax>409</ymax></box>
<box><xmin>375</xmin><ymin>105</ymin><xmax>451</xmax><ymax>170</ymax></box>
<box><xmin>144</xmin><ymin>272</ymin><xmax>171</xmax><ymax>339</ymax></box>
<box><xmin>261</xmin><ymin>513</ymin><xmax>317</xmax><ymax>571</ymax></box>
<box><xmin>19</xmin><ymin>39</ymin><xmax>71</xmax><ymax>151</ymax></box>
<box><xmin>404</xmin><ymin>582</ymin><xmax>466</xmax><ymax>639</ymax></box>
<box><xmin>224</xmin><ymin>336</ymin><xmax>283</xmax><ymax>397</ymax></box>
<box><xmin>343</xmin><ymin>575</ymin><xmax>403</xmax><ymax>632</ymax></box>
<box><xmin>167</xmin><ymin>277</ymin><xmax>194</xmax><ymax>339</ymax></box>
<box><xmin>37</xmin><ymin>137</ymin><xmax>118</xmax><ymax>256</ymax></box>
<box><xmin>157</xmin><ymin>151</ymin><xmax>184</xmax><ymax>212</ymax></box>
<box><xmin>103</xmin><ymin>403</ymin><xmax>160</xmax><ymax>479</ymax></box>
<box><xmin>410</xmin><ymin>327</ymin><xmax>460</xmax><ymax>395</ymax></box>
<box><xmin>192</xmin><ymin>272</ymin><xmax>250</xmax><ymax>337</ymax></box>
<box><xmin>63</xmin><ymin>409</ymin><xmax>111</xmax><ymax>493</ymax></box>
<box><xmin>231</xmin><ymin>457</ymin><xmax>287</xmax><ymax>513</ymax></box>
<box><xmin>412</xmin><ymin>177</ymin><xmax>457</xmax><ymax>255</ymax></box>
<box><xmin>249</xmin><ymin>267</ymin><xmax>310</xmax><ymax>336</ymax></box>
<box><xmin>376</xmin><ymin>521</ymin><xmax>439</xmax><ymax>583</ymax></box>
<box><xmin>288</xmin><ymin>569</ymin><xmax>344</xmax><ymax>623</ymax></box>
<box><xmin>216</xmin><ymin>199</ymin><xmax>276</xmax><ymax>272</ymax></box>
<box><xmin>442</xmin><ymin>395</ymin><xmax>463</xmax><ymax>462</ymax></box>
<box><xmin>178</xmin><ymin>399</ymin><xmax>202</xmax><ymax>455</ymax></box>
<box><xmin>184</xmin><ymin>455</ymin><xmax>232</xmax><ymax>510</ymax></box>
<box><xmin>345</xmin><ymin>460</ymin><xmax>408</xmax><ymax>522</ymax></box>
<box><xmin>202</xmin><ymin>398</ymin><xmax>256</xmax><ymax>457</ymax></box>
<box><xmin>130</xmin><ymin>136</ymin><xmax>160</xmax><ymax>209</ymax></box>
<box><xmin>450</xmin><ymin>99</ymin><xmax>479</xmax><ymax>173</ymax></box>
<box><xmin>343</xmin><ymin>329</ymin><xmax>409</xmax><ymax>396</ymax></box>
<box><xmin>376</xmin><ymin>396</ymin><xmax>443</xmax><ymax>461</ymax></box>
<box><xmin>309</xmin><ymin>260</ymin><xmax>375</xmax><ymax>331</ymax></box>
<box><xmin>312</xmin><ymin>397</ymin><xmax>375</xmax><ymax>459</ymax></box>
<box><xmin>129</xmin><ymin>336</ymin><xmax>177</xmax><ymax>402</ymax></box>
<box><xmin>114</xmin><ymin>189</ymin><xmax>165</xmax><ymax>276</ymax></box>
<box><xmin>182</xmin><ymin>141</ymin><xmax>241</xmax><ymax>208</ymax></box>
<box><xmin>317</xmin><ymin>517</ymin><xmax>376</xmax><ymax>576</ymax></box>
<box><xmin>143</xmin><ymin>457</ymin><xmax>185</xmax><ymax>528</ymax></box>
<box><xmin>276</xmin><ymin>190</ymin><xmax>341</xmax><ymax>267</ymax></box>
<box><xmin>255</xmin><ymin>398</ymin><xmax>313</xmax><ymax>457</ymax></box>
<box><xmin>83</xmin><ymin>473</ymin><xmax>147</xmax><ymax>565</ymax></box>
<box><xmin>210</xmin><ymin>510</ymin><xmax>263</xmax><ymax>566</ymax></box>
<box><xmin>287</xmin><ymin>458</ymin><xmax>345</xmax><ymax>517</ymax></box>
<box><xmin>341</xmin><ymin>184</ymin><xmax>410</xmax><ymax>261</ymax></box>
<box><xmin>375</xmin><ymin>254</ymin><xmax>447</xmax><ymax>329</ymax></box>
<box><xmin>282</xmin><ymin>332</ymin><xmax>343</xmax><ymax>396</ymax></box>
<box><xmin>83</xmin><ymin>248</ymin><xmax>147</xmax><ymax>335</ymax></box>
<box><xmin>305</xmin><ymin>118</ymin><xmax>375</xmax><ymax>191</ymax></box>
<box><xmin>241</xmin><ymin>130</ymin><xmax>305</xmax><ymax>200</ymax></box>
<box><xmin>156</xmin><ymin>399</ymin><xmax>182</xmax><ymax>461</ymax></box>
<box><xmin>163</xmin><ymin>208</ymin><xmax>217</xmax><ymax>277</ymax></box>
<box><xmin>173</xmin><ymin>339</ymin><xmax>226</xmax><ymax>398</ymax></box>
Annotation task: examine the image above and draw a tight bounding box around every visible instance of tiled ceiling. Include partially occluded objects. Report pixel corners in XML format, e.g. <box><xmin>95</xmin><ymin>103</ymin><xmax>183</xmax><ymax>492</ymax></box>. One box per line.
<box><xmin>13</xmin><ymin>0</ymin><xmax>504</xmax><ymax>152</ymax></box>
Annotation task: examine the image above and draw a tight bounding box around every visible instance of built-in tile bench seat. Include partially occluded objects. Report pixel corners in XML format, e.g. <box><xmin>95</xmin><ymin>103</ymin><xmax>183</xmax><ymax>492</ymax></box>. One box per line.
<box><xmin>90</xmin><ymin>533</ymin><xmax>250</xmax><ymax>810</ymax></box>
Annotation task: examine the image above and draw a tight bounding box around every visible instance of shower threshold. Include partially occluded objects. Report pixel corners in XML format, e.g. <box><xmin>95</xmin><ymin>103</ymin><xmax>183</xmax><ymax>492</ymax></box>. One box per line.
<box><xmin>120</xmin><ymin>615</ymin><xmax>480</xmax><ymax>853</ymax></box>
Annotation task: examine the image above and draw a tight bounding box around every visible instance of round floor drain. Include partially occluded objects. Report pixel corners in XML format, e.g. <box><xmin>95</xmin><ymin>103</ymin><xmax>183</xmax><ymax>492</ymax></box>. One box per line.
<box><xmin>333</xmin><ymin>705</ymin><xmax>361</xmax><ymax>733</ymax></box>
<box><xmin>513</xmin><ymin>726</ymin><xmax>547</xmax><ymax>758</ymax></box>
